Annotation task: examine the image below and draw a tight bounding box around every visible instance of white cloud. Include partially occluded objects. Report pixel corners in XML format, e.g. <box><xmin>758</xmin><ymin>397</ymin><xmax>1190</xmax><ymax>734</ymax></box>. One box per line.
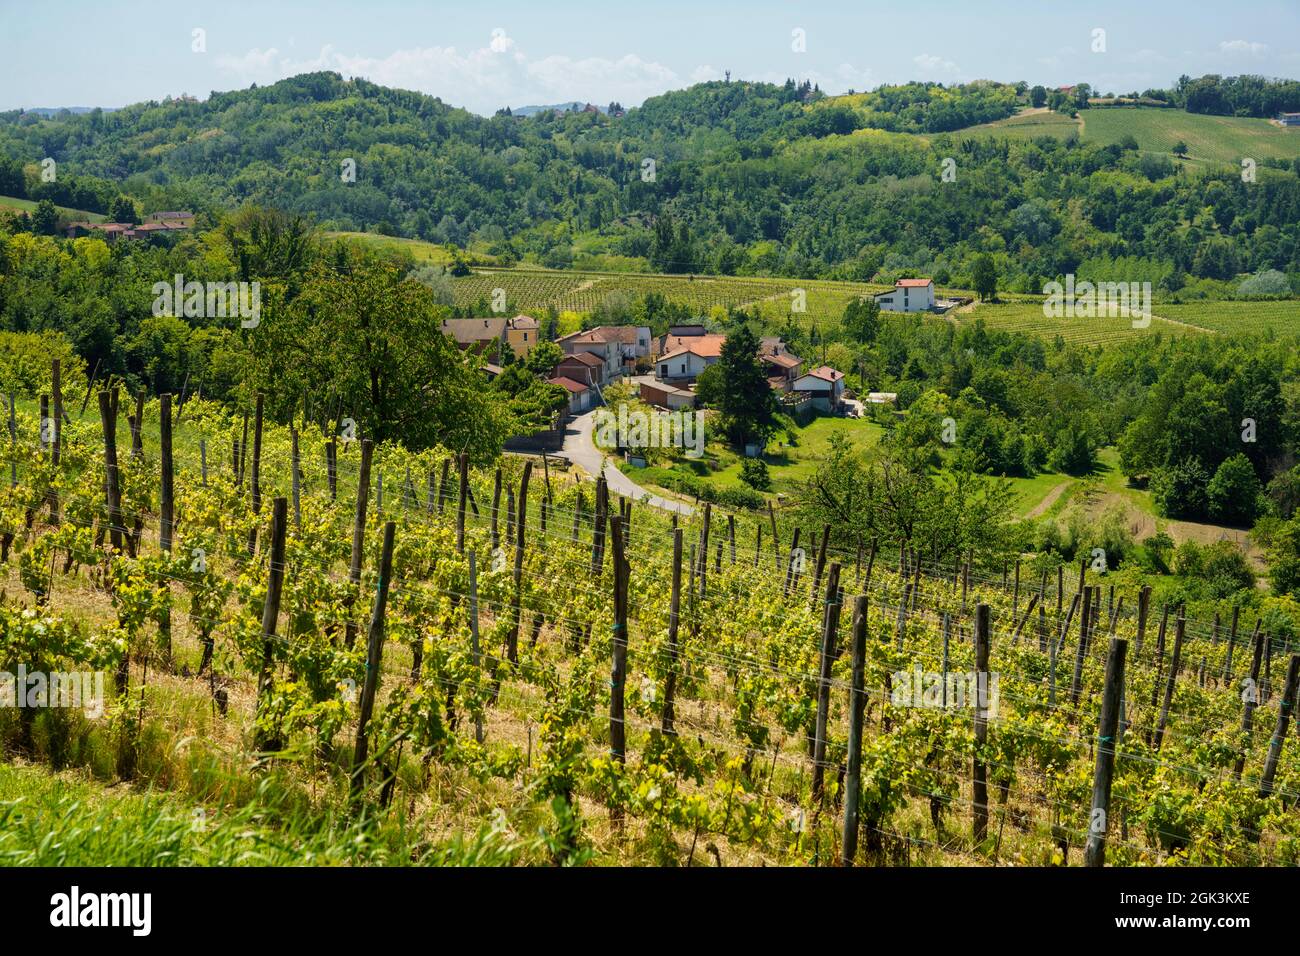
<box><xmin>913</xmin><ymin>53</ymin><xmax>960</xmax><ymax>77</ymax></box>
<box><xmin>1219</xmin><ymin>39</ymin><xmax>1267</xmax><ymax>56</ymax></box>
<box><xmin>214</xmin><ymin>33</ymin><xmax>683</xmax><ymax>113</ymax></box>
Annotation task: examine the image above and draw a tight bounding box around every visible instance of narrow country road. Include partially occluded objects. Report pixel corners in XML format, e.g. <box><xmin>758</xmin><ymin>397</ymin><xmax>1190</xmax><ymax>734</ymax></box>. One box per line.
<box><xmin>560</xmin><ymin>408</ymin><xmax>695</xmax><ymax>515</ymax></box>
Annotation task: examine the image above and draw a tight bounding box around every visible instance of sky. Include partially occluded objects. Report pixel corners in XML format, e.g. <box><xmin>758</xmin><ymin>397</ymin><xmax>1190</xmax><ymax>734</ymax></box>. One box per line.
<box><xmin>2</xmin><ymin>0</ymin><xmax>1298</xmax><ymax>115</ymax></box>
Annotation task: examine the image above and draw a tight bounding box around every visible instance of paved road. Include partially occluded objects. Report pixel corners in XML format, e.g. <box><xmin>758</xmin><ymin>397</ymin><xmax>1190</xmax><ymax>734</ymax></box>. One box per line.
<box><xmin>560</xmin><ymin>408</ymin><xmax>695</xmax><ymax>516</ymax></box>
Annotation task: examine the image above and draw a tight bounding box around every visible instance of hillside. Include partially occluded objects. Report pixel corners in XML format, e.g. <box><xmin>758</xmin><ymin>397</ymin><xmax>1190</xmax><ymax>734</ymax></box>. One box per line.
<box><xmin>2</xmin><ymin>73</ymin><xmax>1299</xmax><ymax>297</ymax></box>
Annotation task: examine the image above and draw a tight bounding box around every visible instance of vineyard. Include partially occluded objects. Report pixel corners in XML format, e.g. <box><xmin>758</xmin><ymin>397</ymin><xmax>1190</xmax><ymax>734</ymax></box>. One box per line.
<box><xmin>451</xmin><ymin>268</ymin><xmax>893</xmax><ymax>329</ymax></box>
<box><xmin>958</xmin><ymin>302</ymin><xmax>1204</xmax><ymax>346</ymax></box>
<box><xmin>1</xmin><ymin>354</ymin><xmax>1298</xmax><ymax>867</ymax></box>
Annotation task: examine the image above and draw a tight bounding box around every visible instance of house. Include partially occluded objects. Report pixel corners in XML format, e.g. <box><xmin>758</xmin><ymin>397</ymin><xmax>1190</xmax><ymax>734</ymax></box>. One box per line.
<box><xmin>640</xmin><ymin>382</ymin><xmax>696</xmax><ymax>411</ymax></box>
<box><xmin>548</xmin><ymin>376</ymin><xmax>594</xmax><ymax>414</ymax></box>
<box><xmin>557</xmin><ymin>325</ymin><xmax>651</xmax><ymax>378</ymax></box>
<box><xmin>874</xmin><ymin>278</ymin><xmax>935</xmax><ymax>313</ymax></box>
<box><xmin>440</xmin><ymin>315</ymin><xmax>539</xmax><ymax>359</ymax></box>
<box><xmin>441</xmin><ymin>317</ymin><xmax>508</xmax><ymax>355</ymax></box>
<box><xmin>504</xmin><ymin>314</ymin><xmax>539</xmax><ymax>358</ymax></box>
<box><xmin>555</xmin><ymin>351</ymin><xmax>605</xmax><ymax>386</ymax></box>
<box><xmin>793</xmin><ymin>365</ymin><xmax>846</xmax><ymax>412</ymax></box>
<box><xmin>147</xmin><ymin>211</ymin><xmax>196</xmax><ymax>228</ymax></box>
<box><xmin>655</xmin><ymin>334</ymin><xmax>727</xmax><ymax>383</ymax></box>
<box><xmin>760</xmin><ymin>346</ymin><xmax>803</xmax><ymax>391</ymax></box>
<box><xmin>1278</xmin><ymin>112</ymin><xmax>1300</xmax><ymax>127</ymax></box>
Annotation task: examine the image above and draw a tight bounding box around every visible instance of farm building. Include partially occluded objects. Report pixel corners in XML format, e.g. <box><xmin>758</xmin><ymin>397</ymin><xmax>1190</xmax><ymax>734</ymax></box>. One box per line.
<box><xmin>640</xmin><ymin>381</ymin><xmax>696</xmax><ymax>411</ymax></box>
<box><xmin>554</xmin><ymin>351</ymin><xmax>605</xmax><ymax>386</ymax></box>
<box><xmin>874</xmin><ymin>278</ymin><xmax>935</xmax><ymax>313</ymax></box>
<box><xmin>1278</xmin><ymin>112</ymin><xmax>1300</xmax><ymax>126</ymax></box>
<box><xmin>557</xmin><ymin>325</ymin><xmax>651</xmax><ymax>378</ymax></box>
<box><xmin>793</xmin><ymin>365</ymin><xmax>846</xmax><ymax>412</ymax></box>
<box><xmin>547</xmin><ymin>376</ymin><xmax>595</xmax><ymax>413</ymax></box>
<box><xmin>441</xmin><ymin>315</ymin><xmax>540</xmax><ymax>359</ymax></box>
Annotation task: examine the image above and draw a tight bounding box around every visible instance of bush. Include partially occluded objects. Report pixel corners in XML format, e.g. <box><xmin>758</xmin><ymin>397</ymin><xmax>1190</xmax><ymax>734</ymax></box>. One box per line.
<box><xmin>1150</xmin><ymin>458</ymin><xmax>1210</xmax><ymax>520</ymax></box>
<box><xmin>739</xmin><ymin>457</ymin><xmax>771</xmax><ymax>491</ymax></box>
<box><xmin>1206</xmin><ymin>454</ymin><xmax>1261</xmax><ymax>526</ymax></box>
<box><xmin>648</xmin><ymin>468</ymin><xmax>765</xmax><ymax>510</ymax></box>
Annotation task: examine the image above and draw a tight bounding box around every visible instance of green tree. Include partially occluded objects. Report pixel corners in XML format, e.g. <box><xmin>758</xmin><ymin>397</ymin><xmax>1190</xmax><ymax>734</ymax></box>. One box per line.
<box><xmin>108</xmin><ymin>195</ymin><xmax>139</xmax><ymax>223</ymax></box>
<box><xmin>842</xmin><ymin>296</ymin><xmax>881</xmax><ymax>344</ymax></box>
<box><xmin>31</xmin><ymin>199</ymin><xmax>58</xmax><ymax>236</ymax></box>
<box><xmin>1206</xmin><ymin>453</ymin><xmax>1261</xmax><ymax>525</ymax></box>
<box><xmin>524</xmin><ymin>340</ymin><xmax>563</xmax><ymax>377</ymax></box>
<box><xmin>971</xmin><ymin>254</ymin><xmax>997</xmax><ymax>301</ymax></box>
<box><xmin>714</xmin><ymin>323</ymin><xmax>778</xmax><ymax>449</ymax></box>
<box><xmin>1029</xmin><ymin>85</ymin><xmax>1047</xmax><ymax>108</ymax></box>
<box><xmin>1150</xmin><ymin>458</ymin><xmax>1211</xmax><ymax>520</ymax></box>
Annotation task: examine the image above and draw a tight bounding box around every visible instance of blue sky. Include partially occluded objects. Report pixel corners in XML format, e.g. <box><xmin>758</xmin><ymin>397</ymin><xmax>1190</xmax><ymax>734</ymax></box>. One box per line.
<box><xmin>3</xmin><ymin>0</ymin><xmax>1298</xmax><ymax>114</ymax></box>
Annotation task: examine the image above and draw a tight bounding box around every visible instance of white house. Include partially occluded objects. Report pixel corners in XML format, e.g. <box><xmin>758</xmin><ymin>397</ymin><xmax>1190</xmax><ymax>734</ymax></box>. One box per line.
<box><xmin>793</xmin><ymin>365</ymin><xmax>846</xmax><ymax>412</ymax></box>
<box><xmin>874</xmin><ymin>278</ymin><xmax>935</xmax><ymax>313</ymax></box>
<box><xmin>548</xmin><ymin>376</ymin><xmax>594</xmax><ymax>414</ymax></box>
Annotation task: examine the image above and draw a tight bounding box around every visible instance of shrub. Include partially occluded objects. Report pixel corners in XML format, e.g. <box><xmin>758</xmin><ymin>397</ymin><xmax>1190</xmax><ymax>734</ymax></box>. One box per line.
<box><xmin>739</xmin><ymin>457</ymin><xmax>771</xmax><ymax>491</ymax></box>
<box><xmin>1206</xmin><ymin>454</ymin><xmax>1261</xmax><ymax>526</ymax></box>
<box><xmin>1150</xmin><ymin>458</ymin><xmax>1210</xmax><ymax>520</ymax></box>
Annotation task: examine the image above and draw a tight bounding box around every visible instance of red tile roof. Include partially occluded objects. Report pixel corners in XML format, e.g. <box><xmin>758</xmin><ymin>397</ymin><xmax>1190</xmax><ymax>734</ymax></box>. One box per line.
<box><xmin>661</xmin><ymin>333</ymin><xmax>726</xmax><ymax>358</ymax></box>
<box><xmin>547</xmin><ymin>376</ymin><xmax>590</xmax><ymax>393</ymax></box>
<box><xmin>803</xmin><ymin>365</ymin><xmax>844</xmax><ymax>383</ymax></box>
<box><xmin>762</xmin><ymin>352</ymin><xmax>801</xmax><ymax>370</ymax></box>
<box><xmin>896</xmin><ymin>278</ymin><xmax>933</xmax><ymax>288</ymax></box>
<box><xmin>559</xmin><ymin>352</ymin><xmax>604</xmax><ymax>367</ymax></box>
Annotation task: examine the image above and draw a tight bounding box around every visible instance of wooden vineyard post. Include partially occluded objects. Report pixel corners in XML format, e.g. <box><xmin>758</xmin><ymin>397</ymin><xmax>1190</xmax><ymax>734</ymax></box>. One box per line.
<box><xmin>350</xmin><ymin>519</ymin><xmax>397</xmax><ymax>803</ymax></box>
<box><xmin>490</xmin><ymin>468</ymin><xmax>502</xmax><ymax>553</ymax></box>
<box><xmin>290</xmin><ymin>428</ymin><xmax>302</xmax><ymax>532</ymax></box>
<box><xmin>1057</xmin><ymin>564</ymin><xmax>1064</xmax><ymax>621</ymax></box>
<box><xmin>1134</xmin><ymin>586</ymin><xmax>1150</xmax><ymax>658</ymax></box>
<box><xmin>237</xmin><ymin>409</ymin><xmax>248</xmax><ymax>485</ymax></box>
<box><xmin>768</xmin><ymin>500</ymin><xmax>780</xmax><ymax>571</ymax></box>
<box><xmin>571</xmin><ymin>488</ymin><xmax>582</xmax><ymax>544</ymax></box>
<box><xmin>809</xmin><ymin>524</ymin><xmax>830</xmax><ymax>612</ymax></box>
<box><xmin>608</xmin><ymin>514</ymin><xmax>629</xmax><ymax>768</ymax></box>
<box><xmin>728</xmin><ymin>513</ymin><xmax>736</xmax><ymax>565</ymax></box>
<box><xmin>842</xmin><ymin>593</ymin><xmax>868</xmax><ymax>866</ymax></box>
<box><xmin>662</xmin><ymin>527</ymin><xmax>683</xmax><ymax>736</ymax></box>
<box><xmin>811</xmin><ymin>563</ymin><xmax>842</xmax><ymax>805</ymax></box>
<box><xmin>1223</xmin><ymin>605</ymin><xmax>1241</xmax><ymax>681</ymax></box>
<box><xmin>457</xmin><ymin>452</ymin><xmax>468</xmax><ymax>555</ymax></box>
<box><xmin>863</xmin><ymin>538</ymin><xmax>877</xmax><ymax>589</ymax></box>
<box><xmin>1012</xmin><ymin>559</ymin><xmax>1020</xmax><ymax>620</ymax></box>
<box><xmin>1153</xmin><ymin>609</ymin><xmax>1185</xmax><ymax>754</ymax></box>
<box><xmin>754</xmin><ymin>524</ymin><xmax>762</xmax><ymax>568</ymax></box>
<box><xmin>326</xmin><ymin>440</ymin><xmax>337</xmax><ymax>500</ymax></box>
<box><xmin>783</xmin><ymin>527</ymin><xmax>802</xmax><ymax>597</ymax></box>
<box><xmin>960</xmin><ymin>557</ymin><xmax>970</xmax><ymax>618</ymax></box>
<box><xmin>972</xmin><ymin>603</ymin><xmax>991</xmax><ymax>845</ymax></box>
<box><xmin>1259</xmin><ymin>654</ymin><xmax>1300</xmax><ymax>797</ymax></box>
<box><xmin>468</xmin><ymin>550</ymin><xmax>484</xmax><ymax>744</ymax></box>
<box><xmin>157</xmin><ymin>393</ymin><xmax>175</xmax><ymax>656</ymax></box>
<box><xmin>438</xmin><ymin>458</ymin><xmax>450</xmax><ymax>514</ymax></box>
<box><xmin>247</xmin><ymin>393</ymin><xmax>264</xmax><ymax>556</ymax></box>
<box><xmin>254</xmin><ymin>498</ymin><xmax>288</xmax><ymax>753</ymax></box>
<box><xmin>1084</xmin><ymin>636</ymin><xmax>1128</xmax><ymax>867</ymax></box>
<box><xmin>158</xmin><ymin>394</ymin><xmax>174</xmax><ymax>553</ymax></box>
<box><xmin>508</xmin><ymin>460</ymin><xmax>532</xmax><ymax>663</ymax></box>
<box><xmin>698</xmin><ymin>502</ymin><xmax>711</xmax><ymax>599</ymax></box>
<box><xmin>51</xmin><ymin>358</ymin><xmax>62</xmax><ymax>521</ymax></box>
<box><xmin>590</xmin><ymin>475</ymin><xmax>608</xmax><ymax>578</ymax></box>
<box><xmin>344</xmin><ymin>439</ymin><xmax>373</xmax><ymax>649</ymax></box>
<box><xmin>1234</xmin><ymin>625</ymin><xmax>1267</xmax><ymax>780</ymax></box>
<box><xmin>98</xmin><ymin>389</ymin><xmax>126</xmax><ymax>555</ymax></box>
<box><xmin>1069</xmin><ymin>586</ymin><xmax>1092</xmax><ymax>709</ymax></box>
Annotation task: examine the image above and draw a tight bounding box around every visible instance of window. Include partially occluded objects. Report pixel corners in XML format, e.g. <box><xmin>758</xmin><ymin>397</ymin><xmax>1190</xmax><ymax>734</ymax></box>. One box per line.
<box><xmin>681</xmin><ymin>363</ymin><xmax>686</xmax><ymax>374</ymax></box>
<box><xmin>523</xmin><ymin>332</ymin><xmax>528</xmax><ymax>341</ymax></box>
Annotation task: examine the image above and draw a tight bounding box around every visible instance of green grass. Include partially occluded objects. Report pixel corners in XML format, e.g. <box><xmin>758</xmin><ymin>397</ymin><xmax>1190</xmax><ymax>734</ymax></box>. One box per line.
<box><xmin>957</xmin><ymin>301</ymin><xmax>1201</xmax><ymax>346</ymax></box>
<box><xmin>959</xmin><ymin>107</ymin><xmax>1300</xmax><ymax>168</ymax></box>
<box><xmin>958</xmin><ymin>109</ymin><xmax>1081</xmax><ymax>141</ymax></box>
<box><xmin>323</xmin><ymin>230</ymin><xmax>502</xmax><ymax>267</ymax></box>
<box><xmin>1155</xmin><ymin>300</ymin><xmax>1300</xmax><ymax>336</ymax></box>
<box><xmin>1081</xmin><ymin>107</ymin><xmax>1300</xmax><ymax>167</ymax></box>
<box><xmin>0</xmin><ymin>194</ymin><xmax>105</xmax><ymax>223</ymax></box>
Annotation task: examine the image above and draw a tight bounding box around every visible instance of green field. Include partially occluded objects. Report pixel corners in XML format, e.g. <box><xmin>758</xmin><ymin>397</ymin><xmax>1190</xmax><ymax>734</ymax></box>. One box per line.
<box><xmin>452</xmin><ymin>267</ymin><xmax>895</xmax><ymax>328</ymax></box>
<box><xmin>956</xmin><ymin>301</ymin><xmax>1202</xmax><ymax>346</ymax></box>
<box><xmin>959</xmin><ymin>107</ymin><xmax>1300</xmax><ymax>168</ymax></box>
<box><xmin>0</xmin><ymin>194</ymin><xmax>105</xmax><ymax>223</ymax></box>
<box><xmin>1082</xmin><ymin>108</ymin><xmax>1300</xmax><ymax>166</ymax></box>
<box><xmin>958</xmin><ymin>108</ymin><xmax>1081</xmax><ymax>141</ymax></box>
<box><xmin>1155</xmin><ymin>300</ymin><xmax>1300</xmax><ymax>336</ymax></box>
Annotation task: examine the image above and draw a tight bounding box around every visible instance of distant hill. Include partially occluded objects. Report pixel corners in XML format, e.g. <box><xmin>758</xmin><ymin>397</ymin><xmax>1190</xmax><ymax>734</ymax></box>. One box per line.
<box><xmin>0</xmin><ymin>71</ymin><xmax>1298</xmax><ymax>290</ymax></box>
<box><xmin>509</xmin><ymin>102</ymin><xmax>605</xmax><ymax>117</ymax></box>
<box><xmin>18</xmin><ymin>107</ymin><xmax>115</xmax><ymax>117</ymax></box>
